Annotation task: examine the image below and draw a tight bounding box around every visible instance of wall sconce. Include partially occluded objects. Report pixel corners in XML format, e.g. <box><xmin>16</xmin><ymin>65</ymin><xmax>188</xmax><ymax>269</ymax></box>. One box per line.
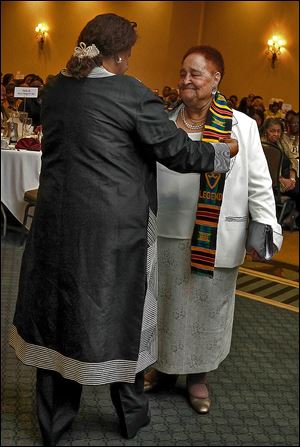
<box><xmin>266</xmin><ymin>35</ymin><xmax>285</xmax><ymax>68</ymax></box>
<box><xmin>35</xmin><ymin>23</ymin><xmax>48</xmax><ymax>49</ymax></box>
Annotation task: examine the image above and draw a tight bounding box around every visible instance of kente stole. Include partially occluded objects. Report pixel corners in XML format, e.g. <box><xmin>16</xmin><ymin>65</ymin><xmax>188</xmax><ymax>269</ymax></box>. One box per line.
<box><xmin>191</xmin><ymin>92</ymin><xmax>233</xmax><ymax>277</ymax></box>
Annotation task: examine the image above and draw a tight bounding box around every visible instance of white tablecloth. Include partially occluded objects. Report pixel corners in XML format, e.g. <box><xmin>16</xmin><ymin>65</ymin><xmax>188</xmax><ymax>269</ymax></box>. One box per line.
<box><xmin>1</xmin><ymin>149</ymin><xmax>42</xmax><ymax>228</ymax></box>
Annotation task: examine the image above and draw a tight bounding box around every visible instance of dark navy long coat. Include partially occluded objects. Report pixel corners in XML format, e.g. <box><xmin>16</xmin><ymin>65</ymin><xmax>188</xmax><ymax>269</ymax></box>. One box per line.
<box><xmin>10</xmin><ymin>72</ymin><xmax>218</xmax><ymax>385</ymax></box>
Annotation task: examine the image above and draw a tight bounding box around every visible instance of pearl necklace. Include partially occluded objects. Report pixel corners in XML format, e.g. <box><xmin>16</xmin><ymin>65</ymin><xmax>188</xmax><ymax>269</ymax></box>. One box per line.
<box><xmin>180</xmin><ymin>106</ymin><xmax>206</xmax><ymax>130</ymax></box>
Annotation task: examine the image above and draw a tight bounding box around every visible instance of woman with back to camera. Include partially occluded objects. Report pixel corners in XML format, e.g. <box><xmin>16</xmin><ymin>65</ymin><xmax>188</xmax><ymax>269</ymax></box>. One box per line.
<box><xmin>9</xmin><ymin>14</ymin><xmax>238</xmax><ymax>446</ymax></box>
<box><xmin>144</xmin><ymin>46</ymin><xmax>283</xmax><ymax>414</ymax></box>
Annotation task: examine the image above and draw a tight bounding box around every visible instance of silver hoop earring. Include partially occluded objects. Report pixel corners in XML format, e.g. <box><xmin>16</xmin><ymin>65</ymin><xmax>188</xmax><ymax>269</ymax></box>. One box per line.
<box><xmin>212</xmin><ymin>87</ymin><xmax>217</xmax><ymax>97</ymax></box>
<box><xmin>116</xmin><ymin>57</ymin><xmax>123</xmax><ymax>64</ymax></box>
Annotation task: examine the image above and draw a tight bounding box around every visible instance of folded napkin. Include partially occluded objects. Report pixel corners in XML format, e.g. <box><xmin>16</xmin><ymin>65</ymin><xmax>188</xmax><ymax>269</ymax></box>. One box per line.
<box><xmin>15</xmin><ymin>137</ymin><xmax>41</xmax><ymax>151</ymax></box>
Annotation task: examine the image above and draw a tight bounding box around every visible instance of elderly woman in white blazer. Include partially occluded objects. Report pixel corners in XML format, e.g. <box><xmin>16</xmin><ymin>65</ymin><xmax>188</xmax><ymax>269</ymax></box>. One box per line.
<box><xmin>144</xmin><ymin>45</ymin><xmax>283</xmax><ymax>415</ymax></box>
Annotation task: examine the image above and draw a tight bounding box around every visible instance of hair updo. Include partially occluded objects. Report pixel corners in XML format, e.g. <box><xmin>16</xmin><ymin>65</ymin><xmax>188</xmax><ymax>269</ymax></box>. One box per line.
<box><xmin>66</xmin><ymin>13</ymin><xmax>138</xmax><ymax>79</ymax></box>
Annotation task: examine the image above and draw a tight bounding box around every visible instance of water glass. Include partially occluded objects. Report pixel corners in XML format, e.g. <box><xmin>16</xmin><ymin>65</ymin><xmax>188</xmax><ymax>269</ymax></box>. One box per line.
<box><xmin>23</xmin><ymin>118</ymin><xmax>33</xmax><ymax>137</ymax></box>
<box><xmin>1</xmin><ymin>136</ymin><xmax>10</xmax><ymax>149</ymax></box>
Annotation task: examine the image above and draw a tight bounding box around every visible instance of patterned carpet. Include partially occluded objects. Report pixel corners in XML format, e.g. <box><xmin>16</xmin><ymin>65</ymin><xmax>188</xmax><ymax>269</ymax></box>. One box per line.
<box><xmin>237</xmin><ymin>268</ymin><xmax>299</xmax><ymax>310</ymax></box>
<box><xmin>241</xmin><ymin>231</ymin><xmax>299</xmax><ymax>283</ymax></box>
<box><xmin>238</xmin><ymin>230</ymin><xmax>299</xmax><ymax>311</ymax></box>
<box><xmin>241</xmin><ymin>259</ymin><xmax>299</xmax><ymax>284</ymax></box>
<box><xmin>1</xmin><ymin>231</ymin><xmax>299</xmax><ymax>446</ymax></box>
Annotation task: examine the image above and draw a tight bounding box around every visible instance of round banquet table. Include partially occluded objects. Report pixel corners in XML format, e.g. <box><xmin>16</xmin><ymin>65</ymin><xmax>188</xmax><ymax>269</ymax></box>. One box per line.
<box><xmin>1</xmin><ymin>149</ymin><xmax>42</xmax><ymax>229</ymax></box>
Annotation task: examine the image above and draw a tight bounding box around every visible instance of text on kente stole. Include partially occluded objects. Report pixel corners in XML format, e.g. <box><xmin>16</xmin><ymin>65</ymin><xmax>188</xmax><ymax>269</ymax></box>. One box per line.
<box><xmin>199</xmin><ymin>191</ymin><xmax>223</xmax><ymax>201</ymax></box>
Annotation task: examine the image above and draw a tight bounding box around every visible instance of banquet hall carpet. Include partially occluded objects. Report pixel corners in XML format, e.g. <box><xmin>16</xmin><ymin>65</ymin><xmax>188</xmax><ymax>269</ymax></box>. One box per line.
<box><xmin>238</xmin><ymin>230</ymin><xmax>299</xmax><ymax>310</ymax></box>
<box><xmin>241</xmin><ymin>230</ymin><xmax>299</xmax><ymax>282</ymax></box>
<box><xmin>1</xmin><ymin>230</ymin><xmax>299</xmax><ymax>446</ymax></box>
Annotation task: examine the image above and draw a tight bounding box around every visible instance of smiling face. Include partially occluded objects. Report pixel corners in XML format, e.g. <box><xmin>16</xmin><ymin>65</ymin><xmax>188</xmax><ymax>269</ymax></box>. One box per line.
<box><xmin>178</xmin><ymin>53</ymin><xmax>221</xmax><ymax>108</ymax></box>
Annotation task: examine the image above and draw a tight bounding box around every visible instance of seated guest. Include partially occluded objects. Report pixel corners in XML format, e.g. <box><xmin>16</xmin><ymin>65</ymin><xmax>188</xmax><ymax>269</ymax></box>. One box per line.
<box><xmin>228</xmin><ymin>94</ymin><xmax>238</xmax><ymax>109</ymax></box>
<box><xmin>1</xmin><ymin>83</ymin><xmax>7</xmax><ymax>105</ymax></box>
<box><xmin>2</xmin><ymin>82</ymin><xmax>22</xmax><ymax>114</ymax></box>
<box><xmin>1</xmin><ymin>83</ymin><xmax>9</xmax><ymax>121</ymax></box>
<box><xmin>261</xmin><ymin>117</ymin><xmax>299</xmax><ymax>226</ymax></box>
<box><xmin>264</xmin><ymin>100</ymin><xmax>285</xmax><ymax>120</ymax></box>
<box><xmin>247</xmin><ymin>92</ymin><xmax>255</xmax><ymax>102</ymax></box>
<box><xmin>162</xmin><ymin>85</ymin><xmax>171</xmax><ymax>103</ymax></box>
<box><xmin>251</xmin><ymin>95</ymin><xmax>265</xmax><ymax>114</ymax></box>
<box><xmin>2</xmin><ymin>73</ymin><xmax>14</xmax><ymax>87</ymax></box>
<box><xmin>19</xmin><ymin>75</ymin><xmax>44</xmax><ymax>127</ymax></box>
<box><xmin>285</xmin><ymin>112</ymin><xmax>299</xmax><ymax>154</ymax></box>
<box><xmin>248</xmin><ymin>106</ymin><xmax>265</xmax><ymax>131</ymax></box>
<box><xmin>164</xmin><ymin>88</ymin><xmax>180</xmax><ymax>111</ymax></box>
<box><xmin>238</xmin><ymin>96</ymin><xmax>251</xmax><ymax>115</ymax></box>
<box><xmin>277</xmin><ymin>98</ymin><xmax>285</xmax><ymax>117</ymax></box>
<box><xmin>284</xmin><ymin>110</ymin><xmax>296</xmax><ymax>132</ymax></box>
<box><xmin>23</xmin><ymin>73</ymin><xmax>37</xmax><ymax>86</ymax></box>
<box><xmin>15</xmin><ymin>79</ymin><xmax>29</xmax><ymax>87</ymax></box>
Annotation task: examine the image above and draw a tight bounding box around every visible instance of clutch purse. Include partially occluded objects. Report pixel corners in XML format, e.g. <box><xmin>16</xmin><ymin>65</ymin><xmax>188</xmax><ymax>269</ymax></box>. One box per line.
<box><xmin>245</xmin><ymin>221</ymin><xmax>274</xmax><ymax>261</ymax></box>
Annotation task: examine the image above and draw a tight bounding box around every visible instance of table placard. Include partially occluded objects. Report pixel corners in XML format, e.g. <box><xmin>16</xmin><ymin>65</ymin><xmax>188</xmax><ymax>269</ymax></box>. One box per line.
<box><xmin>14</xmin><ymin>87</ymin><xmax>38</xmax><ymax>98</ymax></box>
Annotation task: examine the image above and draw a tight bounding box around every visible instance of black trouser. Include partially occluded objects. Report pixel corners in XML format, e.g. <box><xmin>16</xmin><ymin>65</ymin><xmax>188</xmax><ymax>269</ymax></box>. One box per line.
<box><xmin>110</xmin><ymin>370</ymin><xmax>150</xmax><ymax>439</ymax></box>
<box><xmin>36</xmin><ymin>368</ymin><xmax>150</xmax><ymax>446</ymax></box>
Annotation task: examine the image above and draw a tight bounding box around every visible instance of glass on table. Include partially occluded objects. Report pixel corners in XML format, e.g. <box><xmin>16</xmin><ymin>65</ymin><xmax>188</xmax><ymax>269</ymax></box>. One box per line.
<box><xmin>19</xmin><ymin>112</ymin><xmax>28</xmax><ymax>138</ymax></box>
<box><xmin>18</xmin><ymin>111</ymin><xmax>28</xmax><ymax>124</ymax></box>
<box><xmin>11</xmin><ymin>111</ymin><xmax>20</xmax><ymax>123</ymax></box>
<box><xmin>1</xmin><ymin>118</ymin><xmax>9</xmax><ymax>138</ymax></box>
<box><xmin>1</xmin><ymin>137</ymin><xmax>10</xmax><ymax>149</ymax></box>
<box><xmin>23</xmin><ymin>117</ymin><xmax>33</xmax><ymax>137</ymax></box>
<box><xmin>1</xmin><ymin>118</ymin><xmax>10</xmax><ymax>149</ymax></box>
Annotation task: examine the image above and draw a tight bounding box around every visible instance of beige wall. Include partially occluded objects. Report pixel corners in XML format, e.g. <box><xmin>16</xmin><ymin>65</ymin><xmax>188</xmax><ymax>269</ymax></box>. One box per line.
<box><xmin>1</xmin><ymin>1</ymin><xmax>204</xmax><ymax>91</ymax></box>
<box><xmin>202</xmin><ymin>1</ymin><xmax>299</xmax><ymax>110</ymax></box>
<box><xmin>1</xmin><ymin>1</ymin><xmax>298</xmax><ymax>110</ymax></box>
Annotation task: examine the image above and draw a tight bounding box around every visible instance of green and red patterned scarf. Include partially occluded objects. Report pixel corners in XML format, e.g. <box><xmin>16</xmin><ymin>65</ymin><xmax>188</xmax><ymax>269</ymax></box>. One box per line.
<box><xmin>191</xmin><ymin>92</ymin><xmax>233</xmax><ymax>277</ymax></box>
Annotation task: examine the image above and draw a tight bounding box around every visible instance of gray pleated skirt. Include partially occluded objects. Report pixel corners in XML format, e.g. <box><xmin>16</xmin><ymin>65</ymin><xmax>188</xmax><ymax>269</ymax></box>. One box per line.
<box><xmin>154</xmin><ymin>237</ymin><xmax>239</xmax><ymax>374</ymax></box>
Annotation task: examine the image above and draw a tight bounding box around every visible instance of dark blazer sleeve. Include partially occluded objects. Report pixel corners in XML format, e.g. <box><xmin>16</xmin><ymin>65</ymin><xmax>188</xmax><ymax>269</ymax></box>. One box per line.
<box><xmin>135</xmin><ymin>89</ymin><xmax>230</xmax><ymax>174</ymax></box>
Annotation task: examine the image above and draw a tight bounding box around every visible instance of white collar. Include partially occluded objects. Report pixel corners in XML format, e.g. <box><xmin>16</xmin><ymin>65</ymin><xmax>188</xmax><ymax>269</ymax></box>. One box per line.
<box><xmin>60</xmin><ymin>66</ymin><xmax>115</xmax><ymax>78</ymax></box>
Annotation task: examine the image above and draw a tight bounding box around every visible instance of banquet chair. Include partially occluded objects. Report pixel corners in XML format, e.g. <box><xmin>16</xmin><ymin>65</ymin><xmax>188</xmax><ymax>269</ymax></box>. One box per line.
<box><xmin>261</xmin><ymin>142</ymin><xmax>296</xmax><ymax>226</ymax></box>
<box><xmin>21</xmin><ymin>188</ymin><xmax>38</xmax><ymax>245</ymax></box>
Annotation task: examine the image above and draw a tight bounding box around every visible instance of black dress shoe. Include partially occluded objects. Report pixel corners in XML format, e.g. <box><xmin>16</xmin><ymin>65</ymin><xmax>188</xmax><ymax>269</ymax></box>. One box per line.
<box><xmin>144</xmin><ymin>368</ymin><xmax>178</xmax><ymax>392</ymax></box>
<box><xmin>40</xmin><ymin>426</ymin><xmax>70</xmax><ymax>446</ymax></box>
<box><xmin>41</xmin><ymin>433</ymin><xmax>60</xmax><ymax>446</ymax></box>
<box><xmin>121</xmin><ymin>411</ymin><xmax>151</xmax><ymax>439</ymax></box>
